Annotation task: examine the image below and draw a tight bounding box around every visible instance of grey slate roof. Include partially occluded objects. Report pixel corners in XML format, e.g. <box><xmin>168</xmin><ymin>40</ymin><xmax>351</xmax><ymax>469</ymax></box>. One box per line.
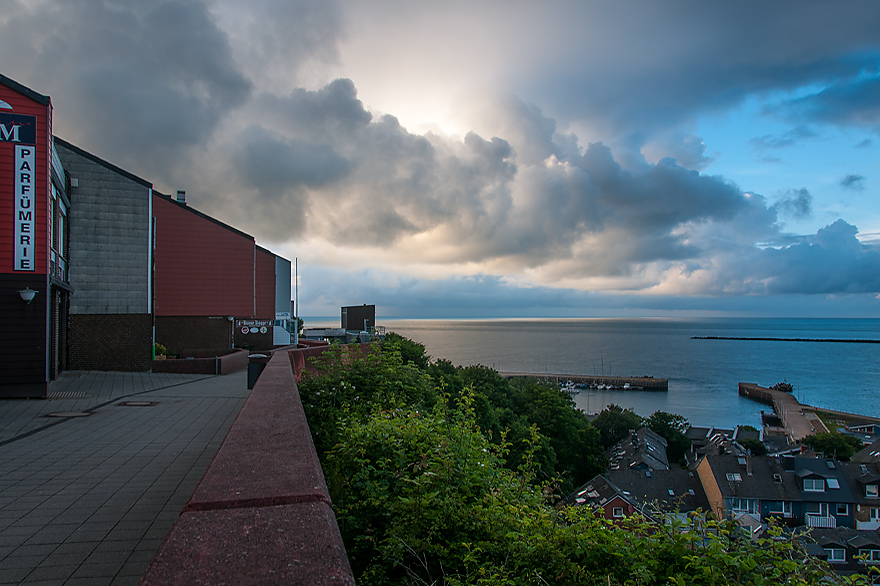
<box><xmin>702</xmin><ymin>454</ymin><xmax>800</xmax><ymax>501</ymax></box>
<box><xmin>561</xmin><ymin>474</ymin><xmax>638</xmax><ymax>511</ymax></box>
<box><xmin>838</xmin><ymin>461</ymin><xmax>880</xmax><ymax>505</ymax></box>
<box><xmin>608</xmin><ymin>427</ymin><xmax>669</xmax><ymax>471</ymax></box>
<box><xmin>703</xmin><ymin>455</ymin><xmax>859</xmax><ymax>505</ymax></box>
<box><xmin>793</xmin><ymin>457</ymin><xmax>855</xmax><ymax>504</ymax></box>
<box><xmin>852</xmin><ymin>438</ymin><xmax>880</xmax><ymax>463</ymax></box>
<box><xmin>608</xmin><ymin>468</ymin><xmax>710</xmax><ymax>514</ymax></box>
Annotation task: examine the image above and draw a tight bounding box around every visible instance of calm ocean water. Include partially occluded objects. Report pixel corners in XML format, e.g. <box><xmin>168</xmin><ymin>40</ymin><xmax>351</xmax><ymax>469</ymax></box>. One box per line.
<box><xmin>306</xmin><ymin>318</ymin><xmax>880</xmax><ymax>429</ymax></box>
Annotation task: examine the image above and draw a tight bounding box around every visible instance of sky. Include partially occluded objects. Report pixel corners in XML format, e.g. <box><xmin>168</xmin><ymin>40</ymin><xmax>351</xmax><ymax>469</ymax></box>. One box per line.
<box><xmin>3</xmin><ymin>0</ymin><xmax>880</xmax><ymax>319</ymax></box>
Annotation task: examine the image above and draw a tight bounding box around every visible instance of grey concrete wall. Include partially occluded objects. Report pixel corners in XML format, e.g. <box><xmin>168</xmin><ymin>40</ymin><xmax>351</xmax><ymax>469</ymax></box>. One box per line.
<box><xmin>56</xmin><ymin>140</ymin><xmax>151</xmax><ymax>315</ymax></box>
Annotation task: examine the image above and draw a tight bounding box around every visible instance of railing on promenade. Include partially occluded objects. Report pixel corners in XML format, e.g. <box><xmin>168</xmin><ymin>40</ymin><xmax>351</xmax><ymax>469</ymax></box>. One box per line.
<box><xmin>139</xmin><ymin>343</ymin><xmax>356</xmax><ymax>586</ymax></box>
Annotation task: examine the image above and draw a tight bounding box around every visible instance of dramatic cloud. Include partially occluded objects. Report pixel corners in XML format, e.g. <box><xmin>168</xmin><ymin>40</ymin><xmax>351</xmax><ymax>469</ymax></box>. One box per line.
<box><xmin>1</xmin><ymin>0</ymin><xmax>251</xmax><ymax>175</ymax></box>
<box><xmin>779</xmin><ymin>75</ymin><xmax>880</xmax><ymax>134</ymax></box>
<box><xmin>3</xmin><ymin>0</ymin><xmax>879</xmax><ymax>316</ymax></box>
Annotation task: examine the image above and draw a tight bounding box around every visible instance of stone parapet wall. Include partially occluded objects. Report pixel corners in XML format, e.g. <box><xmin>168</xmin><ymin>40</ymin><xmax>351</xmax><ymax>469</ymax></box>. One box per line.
<box><xmin>140</xmin><ymin>348</ymin><xmax>354</xmax><ymax>585</ymax></box>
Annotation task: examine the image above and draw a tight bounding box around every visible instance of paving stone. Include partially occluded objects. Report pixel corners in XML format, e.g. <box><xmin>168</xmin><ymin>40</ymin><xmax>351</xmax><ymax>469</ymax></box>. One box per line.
<box><xmin>0</xmin><ymin>371</ymin><xmax>248</xmax><ymax>584</ymax></box>
<box><xmin>19</xmin><ymin>563</ymin><xmax>77</xmax><ymax>581</ymax></box>
<box><xmin>0</xmin><ymin>566</ymin><xmax>31</xmax><ymax>583</ymax></box>
<box><xmin>0</xmin><ymin>554</ymin><xmax>46</xmax><ymax>569</ymax></box>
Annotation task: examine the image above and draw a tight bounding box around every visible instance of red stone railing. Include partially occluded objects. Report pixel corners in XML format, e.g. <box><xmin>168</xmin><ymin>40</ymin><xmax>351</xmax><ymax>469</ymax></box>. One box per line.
<box><xmin>140</xmin><ymin>343</ymin><xmax>356</xmax><ymax>585</ymax></box>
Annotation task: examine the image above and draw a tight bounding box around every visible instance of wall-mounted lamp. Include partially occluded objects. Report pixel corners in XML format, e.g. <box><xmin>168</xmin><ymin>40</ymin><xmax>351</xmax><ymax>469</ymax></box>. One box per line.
<box><xmin>18</xmin><ymin>287</ymin><xmax>37</xmax><ymax>304</ymax></box>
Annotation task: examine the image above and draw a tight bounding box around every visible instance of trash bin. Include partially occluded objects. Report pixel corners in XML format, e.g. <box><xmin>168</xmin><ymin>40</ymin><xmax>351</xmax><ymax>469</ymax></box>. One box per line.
<box><xmin>247</xmin><ymin>353</ymin><xmax>270</xmax><ymax>389</ymax></box>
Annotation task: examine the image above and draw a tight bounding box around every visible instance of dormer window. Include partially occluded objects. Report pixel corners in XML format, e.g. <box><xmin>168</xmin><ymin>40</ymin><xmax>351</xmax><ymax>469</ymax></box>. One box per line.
<box><xmin>804</xmin><ymin>478</ymin><xmax>825</xmax><ymax>492</ymax></box>
<box><xmin>867</xmin><ymin>485</ymin><xmax>879</xmax><ymax>498</ymax></box>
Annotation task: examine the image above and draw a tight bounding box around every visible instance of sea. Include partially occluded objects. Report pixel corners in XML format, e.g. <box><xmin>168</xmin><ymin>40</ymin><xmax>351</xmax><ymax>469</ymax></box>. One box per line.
<box><xmin>304</xmin><ymin>317</ymin><xmax>880</xmax><ymax>430</ymax></box>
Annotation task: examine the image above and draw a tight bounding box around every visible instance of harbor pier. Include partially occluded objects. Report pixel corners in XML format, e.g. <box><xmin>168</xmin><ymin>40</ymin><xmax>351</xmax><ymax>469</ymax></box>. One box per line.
<box><xmin>499</xmin><ymin>372</ymin><xmax>668</xmax><ymax>391</ymax></box>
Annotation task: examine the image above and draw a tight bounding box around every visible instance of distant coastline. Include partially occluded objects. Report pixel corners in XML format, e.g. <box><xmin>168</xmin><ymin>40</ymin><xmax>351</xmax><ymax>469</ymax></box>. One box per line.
<box><xmin>693</xmin><ymin>336</ymin><xmax>880</xmax><ymax>343</ymax></box>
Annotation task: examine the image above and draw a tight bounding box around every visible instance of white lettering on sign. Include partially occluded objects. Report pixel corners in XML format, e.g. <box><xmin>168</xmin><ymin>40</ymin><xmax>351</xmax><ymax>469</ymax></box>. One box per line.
<box><xmin>0</xmin><ymin>123</ymin><xmax>20</xmax><ymax>142</ymax></box>
<box><xmin>15</xmin><ymin>145</ymin><xmax>35</xmax><ymax>271</ymax></box>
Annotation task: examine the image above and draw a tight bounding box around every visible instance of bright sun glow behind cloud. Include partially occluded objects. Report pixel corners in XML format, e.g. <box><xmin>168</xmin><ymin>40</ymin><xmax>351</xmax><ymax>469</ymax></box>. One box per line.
<box><xmin>3</xmin><ymin>0</ymin><xmax>880</xmax><ymax>317</ymax></box>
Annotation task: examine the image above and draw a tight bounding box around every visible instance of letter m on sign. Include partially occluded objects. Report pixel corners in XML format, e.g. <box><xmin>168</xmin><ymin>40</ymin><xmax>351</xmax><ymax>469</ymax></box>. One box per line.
<box><xmin>0</xmin><ymin>123</ymin><xmax>20</xmax><ymax>142</ymax></box>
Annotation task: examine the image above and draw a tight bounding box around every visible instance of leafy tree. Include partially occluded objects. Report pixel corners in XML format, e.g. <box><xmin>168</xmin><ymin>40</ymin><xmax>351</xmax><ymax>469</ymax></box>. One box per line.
<box><xmin>802</xmin><ymin>432</ymin><xmax>863</xmax><ymax>461</ymax></box>
<box><xmin>300</xmin><ymin>339</ymin><xmax>863</xmax><ymax>585</ymax></box>
<box><xmin>383</xmin><ymin>331</ymin><xmax>430</xmax><ymax>368</ymax></box>
<box><xmin>592</xmin><ymin>404</ymin><xmax>644</xmax><ymax>448</ymax></box>
<box><xmin>646</xmin><ymin>411</ymin><xmax>691</xmax><ymax>465</ymax></box>
<box><xmin>738</xmin><ymin>437</ymin><xmax>768</xmax><ymax>457</ymax></box>
<box><xmin>507</xmin><ymin>377</ymin><xmax>605</xmax><ymax>493</ymax></box>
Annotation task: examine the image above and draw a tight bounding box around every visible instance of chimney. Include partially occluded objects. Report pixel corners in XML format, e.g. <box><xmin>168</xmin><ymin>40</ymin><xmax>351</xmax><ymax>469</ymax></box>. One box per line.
<box><xmin>176</xmin><ymin>190</ymin><xmax>186</xmax><ymax>204</ymax></box>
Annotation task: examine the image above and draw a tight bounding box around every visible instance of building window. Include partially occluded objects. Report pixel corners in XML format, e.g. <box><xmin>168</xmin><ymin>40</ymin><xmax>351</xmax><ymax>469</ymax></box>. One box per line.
<box><xmin>612</xmin><ymin>507</ymin><xmax>624</xmax><ymax>518</ymax></box>
<box><xmin>871</xmin><ymin>508</ymin><xmax>880</xmax><ymax>521</ymax></box>
<box><xmin>804</xmin><ymin>478</ymin><xmax>825</xmax><ymax>492</ymax></box>
<box><xmin>825</xmin><ymin>548</ymin><xmax>845</xmax><ymax>563</ymax></box>
<box><xmin>860</xmin><ymin>549</ymin><xmax>880</xmax><ymax>564</ymax></box>
<box><xmin>730</xmin><ymin>498</ymin><xmax>757</xmax><ymax>514</ymax></box>
<box><xmin>726</xmin><ymin>472</ymin><xmax>742</xmax><ymax>482</ymax></box>
<box><xmin>868</xmin><ymin>485</ymin><xmax>879</xmax><ymax>499</ymax></box>
<box><xmin>836</xmin><ymin>503</ymin><xmax>848</xmax><ymax>516</ymax></box>
<box><xmin>826</xmin><ymin>478</ymin><xmax>840</xmax><ymax>489</ymax></box>
<box><xmin>768</xmin><ymin>501</ymin><xmax>792</xmax><ymax>516</ymax></box>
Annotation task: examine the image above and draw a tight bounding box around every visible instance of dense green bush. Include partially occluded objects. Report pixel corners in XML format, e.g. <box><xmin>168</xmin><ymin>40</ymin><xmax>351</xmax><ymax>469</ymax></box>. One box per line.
<box><xmin>298</xmin><ymin>336</ymin><xmax>862</xmax><ymax>585</ymax></box>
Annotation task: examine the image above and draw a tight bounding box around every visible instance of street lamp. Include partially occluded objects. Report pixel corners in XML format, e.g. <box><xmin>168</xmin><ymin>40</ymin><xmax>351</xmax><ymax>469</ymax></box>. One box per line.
<box><xmin>18</xmin><ymin>287</ymin><xmax>37</xmax><ymax>304</ymax></box>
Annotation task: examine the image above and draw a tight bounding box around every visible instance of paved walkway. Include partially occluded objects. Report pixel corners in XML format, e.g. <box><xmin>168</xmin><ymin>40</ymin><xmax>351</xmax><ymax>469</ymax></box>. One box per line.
<box><xmin>0</xmin><ymin>370</ymin><xmax>250</xmax><ymax>585</ymax></box>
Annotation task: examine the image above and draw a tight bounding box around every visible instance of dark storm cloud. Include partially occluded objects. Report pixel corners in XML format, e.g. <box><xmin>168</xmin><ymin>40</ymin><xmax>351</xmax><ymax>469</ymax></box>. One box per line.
<box><xmin>215</xmin><ymin>0</ymin><xmax>342</xmax><ymax>85</ymax></box>
<box><xmin>234</xmin><ymin>126</ymin><xmax>352</xmax><ymax>192</ymax></box>
<box><xmin>527</xmin><ymin>2</ymin><xmax>880</xmax><ymax>140</ymax></box>
<box><xmin>213</xmin><ymin>82</ymin><xmax>782</xmax><ymax>279</ymax></box>
<box><xmin>254</xmin><ymin>79</ymin><xmax>373</xmax><ymax>138</ymax></box>
<box><xmin>755</xmin><ymin>221</ymin><xmax>880</xmax><ymax>294</ymax></box>
<box><xmin>4</xmin><ymin>0</ymin><xmax>879</xmax><ymax>311</ymax></box>
<box><xmin>840</xmin><ymin>174</ymin><xmax>866</xmax><ymax>191</ymax></box>
<box><xmin>698</xmin><ymin>220</ymin><xmax>880</xmax><ymax>296</ymax></box>
<box><xmin>1</xmin><ymin>0</ymin><xmax>251</xmax><ymax>173</ymax></box>
<box><xmin>778</xmin><ymin>75</ymin><xmax>880</xmax><ymax>133</ymax></box>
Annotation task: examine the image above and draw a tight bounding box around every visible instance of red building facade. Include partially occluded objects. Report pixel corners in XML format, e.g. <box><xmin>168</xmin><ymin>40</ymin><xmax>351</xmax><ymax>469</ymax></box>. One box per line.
<box><xmin>152</xmin><ymin>192</ymin><xmax>286</xmax><ymax>353</ymax></box>
<box><xmin>1</xmin><ymin>74</ymin><xmax>291</xmax><ymax>397</ymax></box>
<box><xmin>0</xmin><ymin>74</ymin><xmax>70</xmax><ymax>397</ymax></box>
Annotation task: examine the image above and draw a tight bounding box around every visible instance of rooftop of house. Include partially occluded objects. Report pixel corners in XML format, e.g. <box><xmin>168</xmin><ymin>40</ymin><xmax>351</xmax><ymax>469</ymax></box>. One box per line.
<box><xmin>702</xmin><ymin>454</ymin><xmax>862</xmax><ymax>503</ymax></box>
<box><xmin>608</xmin><ymin>468</ymin><xmax>710</xmax><ymax>515</ymax></box>
<box><xmin>561</xmin><ymin>474</ymin><xmax>639</xmax><ymax>513</ymax></box>
<box><xmin>608</xmin><ymin>427</ymin><xmax>669</xmax><ymax>472</ymax></box>
<box><xmin>852</xmin><ymin>438</ymin><xmax>880</xmax><ymax>464</ymax></box>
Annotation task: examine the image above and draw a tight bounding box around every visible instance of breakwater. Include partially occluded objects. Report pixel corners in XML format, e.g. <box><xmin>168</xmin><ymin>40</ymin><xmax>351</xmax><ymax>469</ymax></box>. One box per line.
<box><xmin>499</xmin><ymin>372</ymin><xmax>668</xmax><ymax>391</ymax></box>
<box><xmin>693</xmin><ymin>336</ymin><xmax>880</xmax><ymax>343</ymax></box>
